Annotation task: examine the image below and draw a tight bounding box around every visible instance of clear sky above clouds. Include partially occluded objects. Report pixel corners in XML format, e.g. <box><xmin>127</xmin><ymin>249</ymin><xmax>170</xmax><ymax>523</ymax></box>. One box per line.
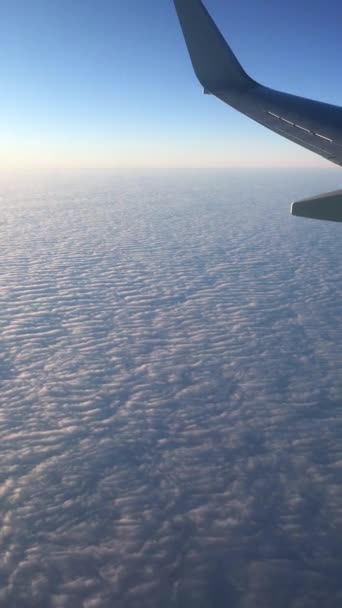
<box><xmin>1</xmin><ymin>0</ymin><xmax>342</xmax><ymax>169</ymax></box>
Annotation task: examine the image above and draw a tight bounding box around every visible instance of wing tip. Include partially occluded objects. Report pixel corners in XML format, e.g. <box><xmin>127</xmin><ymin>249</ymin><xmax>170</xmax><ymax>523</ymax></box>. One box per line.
<box><xmin>173</xmin><ymin>0</ymin><xmax>255</xmax><ymax>93</ymax></box>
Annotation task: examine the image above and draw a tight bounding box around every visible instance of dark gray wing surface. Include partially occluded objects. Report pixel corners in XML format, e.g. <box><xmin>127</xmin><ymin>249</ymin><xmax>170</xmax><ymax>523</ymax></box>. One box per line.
<box><xmin>174</xmin><ymin>0</ymin><xmax>342</xmax><ymax>167</ymax></box>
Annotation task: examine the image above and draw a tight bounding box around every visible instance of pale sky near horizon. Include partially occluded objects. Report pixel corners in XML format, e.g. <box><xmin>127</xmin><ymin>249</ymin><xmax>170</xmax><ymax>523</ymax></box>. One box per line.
<box><xmin>1</xmin><ymin>0</ymin><xmax>342</xmax><ymax>169</ymax></box>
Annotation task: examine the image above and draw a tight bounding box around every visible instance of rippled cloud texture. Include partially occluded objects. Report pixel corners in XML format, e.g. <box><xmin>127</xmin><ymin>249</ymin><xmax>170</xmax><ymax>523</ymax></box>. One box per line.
<box><xmin>1</xmin><ymin>169</ymin><xmax>342</xmax><ymax>607</ymax></box>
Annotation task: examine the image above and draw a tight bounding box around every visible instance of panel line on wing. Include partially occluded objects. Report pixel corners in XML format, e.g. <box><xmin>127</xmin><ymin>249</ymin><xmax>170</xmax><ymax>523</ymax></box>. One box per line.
<box><xmin>266</xmin><ymin>111</ymin><xmax>334</xmax><ymax>143</ymax></box>
<box><xmin>315</xmin><ymin>133</ymin><xmax>333</xmax><ymax>142</ymax></box>
<box><xmin>294</xmin><ymin>124</ymin><xmax>311</xmax><ymax>134</ymax></box>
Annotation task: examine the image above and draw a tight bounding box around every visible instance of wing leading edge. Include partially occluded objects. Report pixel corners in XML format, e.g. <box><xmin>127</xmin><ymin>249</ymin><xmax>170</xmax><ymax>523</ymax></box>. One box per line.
<box><xmin>174</xmin><ymin>0</ymin><xmax>342</xmax><ymax>221</ymax></box>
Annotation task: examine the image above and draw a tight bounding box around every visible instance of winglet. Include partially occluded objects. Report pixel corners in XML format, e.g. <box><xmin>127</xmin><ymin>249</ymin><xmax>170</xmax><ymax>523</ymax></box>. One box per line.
<box><xmin>173</xmin><ymin>0</ymin><xmax>256</xmax><ymax>94</ymax></box>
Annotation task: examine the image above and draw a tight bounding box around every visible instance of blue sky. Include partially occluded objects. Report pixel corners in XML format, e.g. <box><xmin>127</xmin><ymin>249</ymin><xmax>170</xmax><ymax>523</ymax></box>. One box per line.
<box><xmin>1</xmin><ymin>0</ymin><xmax>342</xmax><ymax>168</ymax></box>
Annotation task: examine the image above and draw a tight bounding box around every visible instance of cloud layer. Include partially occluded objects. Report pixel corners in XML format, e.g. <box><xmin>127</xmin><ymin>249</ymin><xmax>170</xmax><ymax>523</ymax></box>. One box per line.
<box><xmin>1</xmin><ymin>169</ymin><xmax>342</xmax><ymax>607</ymax></box>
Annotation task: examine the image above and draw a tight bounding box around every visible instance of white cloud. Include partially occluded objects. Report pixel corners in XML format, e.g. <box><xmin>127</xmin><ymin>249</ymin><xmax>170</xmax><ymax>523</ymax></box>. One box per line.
<box><xmin>0</xmin><ymin>169</ymin><xmax>342</xmax><ymax>606</ymax></box>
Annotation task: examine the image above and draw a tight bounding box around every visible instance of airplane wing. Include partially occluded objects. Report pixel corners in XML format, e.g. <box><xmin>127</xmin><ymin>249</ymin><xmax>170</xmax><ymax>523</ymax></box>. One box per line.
<box><xmin>173</xmin><ymin>0</ymin><xmax>342</xmax><ymax>221</ymax></box>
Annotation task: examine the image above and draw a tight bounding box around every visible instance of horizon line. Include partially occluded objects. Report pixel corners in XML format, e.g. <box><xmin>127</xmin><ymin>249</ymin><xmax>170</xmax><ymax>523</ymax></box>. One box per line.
<box><xmin>0</xmin><ymin>165</ymin><xmax>338</xmax><ymax>173</ymax></box>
